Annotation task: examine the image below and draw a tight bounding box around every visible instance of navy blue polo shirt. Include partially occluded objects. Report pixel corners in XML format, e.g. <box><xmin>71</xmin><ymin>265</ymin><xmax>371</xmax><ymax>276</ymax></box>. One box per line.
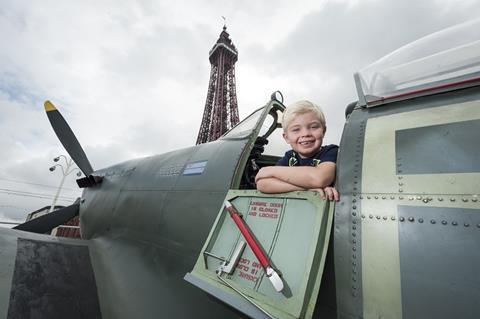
<box><xmin>276</xmin><ymin>144</ymin><xmax>338</xmax><ymax>167</ymax></box>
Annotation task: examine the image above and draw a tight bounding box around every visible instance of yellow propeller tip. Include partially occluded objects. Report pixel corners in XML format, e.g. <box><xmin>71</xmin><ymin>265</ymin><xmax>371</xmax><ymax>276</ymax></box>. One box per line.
<box><xmin>44</xmin><ymin>100</ymin><xmax>57</xmax><ymax>112</ymax></box>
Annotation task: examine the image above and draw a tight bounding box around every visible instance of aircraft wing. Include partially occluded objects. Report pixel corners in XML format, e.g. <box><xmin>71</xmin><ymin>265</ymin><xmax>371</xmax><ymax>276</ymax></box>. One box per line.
<box><xmin>0</xmin><ymin>227</ymin><xmax>101</xmax><ymax>318</ymax></box>
<box><xmin>0</xmin><ymin>227</ymin><xmax>237</xmax><ymax>319</ymax></box>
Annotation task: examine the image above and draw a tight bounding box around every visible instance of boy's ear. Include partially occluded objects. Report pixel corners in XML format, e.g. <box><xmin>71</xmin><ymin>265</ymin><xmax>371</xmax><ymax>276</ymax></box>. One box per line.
<box><xmin>282</xmin><ymin>131</ymin><xmax>289</xmax><ymax>142</ymax></box>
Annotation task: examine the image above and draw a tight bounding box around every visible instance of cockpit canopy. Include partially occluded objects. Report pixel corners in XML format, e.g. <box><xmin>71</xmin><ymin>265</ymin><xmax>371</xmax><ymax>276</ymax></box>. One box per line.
<box><xmin>356</xmin><ymin>18</ymin><xmax>480</xmax><ymax>106</ymax></box>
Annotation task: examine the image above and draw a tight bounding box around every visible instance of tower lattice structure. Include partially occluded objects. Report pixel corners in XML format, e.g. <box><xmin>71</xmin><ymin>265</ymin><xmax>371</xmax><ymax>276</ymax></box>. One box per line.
<box><xmin>196</xmin><ymin>26</ymin><xmax>239</xmax><ymax>145</ymax></box>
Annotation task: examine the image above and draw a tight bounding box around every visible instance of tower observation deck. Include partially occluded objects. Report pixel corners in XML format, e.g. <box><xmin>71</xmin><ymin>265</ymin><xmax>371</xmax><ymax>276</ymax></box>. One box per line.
<box><xmin>196</xmin><ymin>26</ymin><xmax>239</xmax><ymax>145</ymax></box>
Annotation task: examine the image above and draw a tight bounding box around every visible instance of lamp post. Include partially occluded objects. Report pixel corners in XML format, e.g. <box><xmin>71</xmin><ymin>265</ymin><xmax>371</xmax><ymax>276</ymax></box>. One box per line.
<box><xmin>49</xmin><ymin>155</ymin><xmax>82</xmax><ymax>213</ymax></box>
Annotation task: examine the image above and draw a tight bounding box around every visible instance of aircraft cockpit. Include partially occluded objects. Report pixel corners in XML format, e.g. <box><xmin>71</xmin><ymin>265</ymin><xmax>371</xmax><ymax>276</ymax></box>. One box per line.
<box><xmin>221</xmin><ymin>92</ymin><xmax>288</xmax><ymax>190</ymax></box>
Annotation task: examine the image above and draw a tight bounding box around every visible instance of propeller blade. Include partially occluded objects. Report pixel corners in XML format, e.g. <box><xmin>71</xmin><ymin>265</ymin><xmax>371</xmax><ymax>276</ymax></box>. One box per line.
<box><xmin>13</xmin><ymin>202</ymin><xmax>80</xmax><ymax>234</ymax></box>
<box><xmin>44</xmin><ymin>100</ymin><xmax>94</xmax><ymax>176</ymax></box>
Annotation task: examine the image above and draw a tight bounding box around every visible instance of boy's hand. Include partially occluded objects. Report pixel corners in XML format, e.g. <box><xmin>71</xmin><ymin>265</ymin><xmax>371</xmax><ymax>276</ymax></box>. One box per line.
<box><xmin>313</xmin><ymin>187</ymin><xmax>339</xmax><ymax>201</ymax></box>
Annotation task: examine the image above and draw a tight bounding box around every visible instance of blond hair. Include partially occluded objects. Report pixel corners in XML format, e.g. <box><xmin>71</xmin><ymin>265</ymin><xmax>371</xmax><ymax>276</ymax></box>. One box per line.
<box><xmin>282</xmin><ymin>100</ymin><xmax>326</xmax><ymax>132</ymax></box>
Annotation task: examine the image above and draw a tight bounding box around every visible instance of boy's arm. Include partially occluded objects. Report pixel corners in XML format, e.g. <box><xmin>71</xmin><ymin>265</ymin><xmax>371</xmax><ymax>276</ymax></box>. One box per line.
<box><xmin>256</xmin><ymin>177</ymin><xmax>306</xmax><ymax>193</ymax></box>
<box><xmin>257</xmin><ymin>178</ymin><xmax>340</xmax><ymax>201</ymax></box>
<box><xmin>255</xmin><ymin>162</ymin><xmax>336</xmax><ymax>189</ymax></box>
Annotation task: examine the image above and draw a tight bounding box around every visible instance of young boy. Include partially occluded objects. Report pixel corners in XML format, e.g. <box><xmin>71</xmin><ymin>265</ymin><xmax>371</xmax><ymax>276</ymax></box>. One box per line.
<box><xmin>255</xmin><ymin>100</ymin><xmax>339</xmax><ymax>201</ymax></box>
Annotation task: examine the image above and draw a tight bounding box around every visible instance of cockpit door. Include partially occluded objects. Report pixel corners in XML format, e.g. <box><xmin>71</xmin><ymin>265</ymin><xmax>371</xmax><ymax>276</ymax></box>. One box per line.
<box><xmin>185</xmin><ymin>190</ymin><xmax>334</xmax><ymax>319</ymax></box>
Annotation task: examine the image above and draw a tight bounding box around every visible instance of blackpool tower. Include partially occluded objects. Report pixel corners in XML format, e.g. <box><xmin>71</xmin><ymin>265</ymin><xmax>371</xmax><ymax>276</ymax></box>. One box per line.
<box><xmin>196</xmin><ymin>26</ymin><xmax>239</xmax><ymax>145</ymax></box>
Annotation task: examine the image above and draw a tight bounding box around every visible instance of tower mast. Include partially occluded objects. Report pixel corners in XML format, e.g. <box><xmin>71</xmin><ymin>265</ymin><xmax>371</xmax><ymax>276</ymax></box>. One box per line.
<box><xmin>196</xmin><ymin>25</ymin><xmax>239</xmax><ymax>145</ymax></box>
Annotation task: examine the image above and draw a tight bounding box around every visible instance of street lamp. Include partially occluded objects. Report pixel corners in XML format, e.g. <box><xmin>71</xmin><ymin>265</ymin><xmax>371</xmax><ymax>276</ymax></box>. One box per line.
<box><xmin>48</xmin><ymin>155</ymin><xmax>82</xmax><ymax>213</ymax></box>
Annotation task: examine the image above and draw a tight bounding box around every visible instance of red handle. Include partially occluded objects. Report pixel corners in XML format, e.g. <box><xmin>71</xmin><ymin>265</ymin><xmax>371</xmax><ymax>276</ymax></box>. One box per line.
<box><xmin>225</xmin><ymin>202</ymin><xmax>270</xmax><ymax>268</ymax></box>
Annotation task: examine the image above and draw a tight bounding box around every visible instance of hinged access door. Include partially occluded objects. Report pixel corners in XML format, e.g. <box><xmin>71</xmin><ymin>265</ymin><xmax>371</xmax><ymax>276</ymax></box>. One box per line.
<box><xmin>185</xmin><ymin>190</ymin><xmax>334</xmax><ymax>319</ymax></box>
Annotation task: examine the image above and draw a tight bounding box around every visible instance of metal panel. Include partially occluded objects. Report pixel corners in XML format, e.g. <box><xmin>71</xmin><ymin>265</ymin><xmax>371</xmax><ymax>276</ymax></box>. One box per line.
<box><xmin>0</xmin><ymin>230</ymin><xmax>19</xmax><ymax>319</ymax></box>
<box><xmin>184</xmin><ymin>273</ymin><xmax>270</xmax><ymax>319</ymax></box>
<box><xmin>335</xmin><ymin>106</ymin><xmax>368</xmax><ymax>318</ymax></box>
<box><xmin>398</xmin><ymin>205</ymin><xmax>480</xmax><ymax>319</ymax></box>
<box><xmin>363</xmin><ymin>99</ymin><xmax>480</xmax><ymax>195</ymax></box>
<box><xmin>7</xmin><ymin>238</ymin><xmax>101</xmax><ymax>319</ymax></box>
<box><xmin>187</xmin><ymin>190</ymin><xmax>334</xmax><ymax>319</ymax></box>
<box><xmin>87</xmin><ymin>231</ymin><xmax>239</xmax><ymax>319</ymax></box>
<box><xmin>396</xmin><ymin>119</ymin><xmax>480</xmax><ymax>174</ymax></box>
<box><xmin>355</xmin><ymin>86</ymin><xmax>480</xmax><ymax>319</ymax></box>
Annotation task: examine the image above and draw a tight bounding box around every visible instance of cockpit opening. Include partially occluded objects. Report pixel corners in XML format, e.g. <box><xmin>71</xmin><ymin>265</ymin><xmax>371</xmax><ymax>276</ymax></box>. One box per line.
<box><xmin>236</xmin><ymin>103</ymin><xmax>287</xmax><ymax>189</ymax></box>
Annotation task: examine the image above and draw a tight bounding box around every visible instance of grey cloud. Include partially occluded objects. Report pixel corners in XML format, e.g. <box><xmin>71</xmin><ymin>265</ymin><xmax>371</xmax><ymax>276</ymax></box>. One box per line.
<box><xmin>248</xmin><ymin>0</ymin><xmax>480</xmax><ymax>76</ymax></box>
<box><xmin>237</xmin><ymin>0</ymin><xmax>480</xmax><ymax>143</ymax></box>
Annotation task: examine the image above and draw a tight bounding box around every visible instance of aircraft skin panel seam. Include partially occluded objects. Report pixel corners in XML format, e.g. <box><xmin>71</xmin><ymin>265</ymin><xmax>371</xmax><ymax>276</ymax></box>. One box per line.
<box><xmin>335</xmin><ymin>108</ymin><xmax>368</xmax><ymax>318</ymax></box>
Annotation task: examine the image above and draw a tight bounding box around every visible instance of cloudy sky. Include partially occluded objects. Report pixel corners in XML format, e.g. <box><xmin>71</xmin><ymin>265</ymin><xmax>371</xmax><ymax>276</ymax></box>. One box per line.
<box><xmin>1</xmin><ymin>0</ymin><xmax>479</xmax><ymax>224</ymax></box>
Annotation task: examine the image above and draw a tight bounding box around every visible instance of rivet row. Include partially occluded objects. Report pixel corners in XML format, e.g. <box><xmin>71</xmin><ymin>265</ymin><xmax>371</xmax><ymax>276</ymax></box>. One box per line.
<box><xmin>360</xmin><ymin>214</ymin><xmax>479</xmax><ymax>228</ymax></box>
<box><xmin>353</xmin><ymin>194</ymin><xmax>479</xmax><ymax>203</ymax></box>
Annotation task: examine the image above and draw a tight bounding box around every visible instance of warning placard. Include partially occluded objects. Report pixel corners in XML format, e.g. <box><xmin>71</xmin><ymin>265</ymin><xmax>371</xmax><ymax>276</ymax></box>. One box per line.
<box><xmin>247</xmin><ymin>200</ymin><xmax>283</xmax><ymax>219</ymax></box>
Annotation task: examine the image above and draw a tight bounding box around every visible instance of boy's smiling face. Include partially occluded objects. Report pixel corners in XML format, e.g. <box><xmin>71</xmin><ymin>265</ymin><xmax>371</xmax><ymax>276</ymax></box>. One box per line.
<box><xmin>283</xmin><ymin>111</ymin><xmax>325</xmax><ymax>159</ymax></box>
